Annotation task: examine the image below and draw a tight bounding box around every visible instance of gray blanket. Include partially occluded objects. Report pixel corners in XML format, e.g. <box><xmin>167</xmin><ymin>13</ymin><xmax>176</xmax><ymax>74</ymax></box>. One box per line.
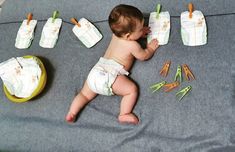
<box><xmin>0</xmin><ymin>0</ymin><xmax>235</xmax><ymax>151</ymax></box>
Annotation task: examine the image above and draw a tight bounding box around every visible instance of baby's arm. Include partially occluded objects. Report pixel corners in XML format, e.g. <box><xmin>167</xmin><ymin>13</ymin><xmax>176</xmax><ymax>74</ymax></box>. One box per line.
<box><xmin>131</xmin><ymin>39</ymin><xmax>159</xmax><ymax>61</ymax></box>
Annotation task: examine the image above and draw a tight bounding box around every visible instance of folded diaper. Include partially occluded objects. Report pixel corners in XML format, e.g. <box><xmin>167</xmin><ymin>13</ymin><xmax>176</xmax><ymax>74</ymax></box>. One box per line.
<box><xmin>87</xmin><ymin>57</ymin><xmax>128</xmax><ymax>96</ymax></box>
<box><xmin>147</xmin><ymin>11</ymin><xmax>170</xmax><ymax>45</ymax></box>
<box><xmin>15</xmin><ymin>19</ymin><xmax>37</xmax><ymax>49</ymax></box>
<box><xmin>72</xmin><ymin>18</ymin><xmax>102</xmax><ymax>48</ymax></box>
<box><xmin>0</xmin><ymin>57</ymin><xmax>41</xmax><ymax>98</ymax></box>
<box><xmin>39</xmin><ymin>17</ymin><xmax>62</xmax><ymax>48</ymax></box>
<box><xmin>181</xmin><ymin>9</ymin><xmax>207</xmax><ymax>46</ymax></box>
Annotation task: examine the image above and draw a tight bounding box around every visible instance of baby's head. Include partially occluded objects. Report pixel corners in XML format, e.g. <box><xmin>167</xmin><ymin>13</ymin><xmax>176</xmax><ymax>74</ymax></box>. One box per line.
<box><xmin>108</xmin><ymin>4</ymin><xmax>144</xmax><ymax>40</ymax></box>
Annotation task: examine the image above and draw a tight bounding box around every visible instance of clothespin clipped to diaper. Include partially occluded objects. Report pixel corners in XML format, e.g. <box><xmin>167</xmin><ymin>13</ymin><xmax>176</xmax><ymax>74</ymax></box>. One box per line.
<box><xmin>39</xmin><ymin>11</ymin><xmax>62</xmax><ymax>48</ymax></box>
<box><xmin>156</xmin><ymin>4</ymin><xmax>161</xmax><ymax>19</ymax></box>
<box><xmin>71</xmin><ymin>17</ymin><xmax>102</xmax><ymax>48</ymax></box>
<box><xmin>147</xmin><ymin>4</ymin><xmax>170</xmax><ymax>45</ymax></box>
<box><xmin>180</xmin><ymin>3</ymin><xmax>207</xmax><ymax>46</ymax></box>
<box><xmin>15</xmin><ymin>13</ymin><xmax>37</xmax><ymax>49</ymax></box>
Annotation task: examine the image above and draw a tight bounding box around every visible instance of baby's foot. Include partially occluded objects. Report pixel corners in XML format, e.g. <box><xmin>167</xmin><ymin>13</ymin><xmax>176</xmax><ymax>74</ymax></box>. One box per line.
<box><xmin>65</xmin><ymin>113</ymin><xmax>76</xmax><ymax>123</ymax></box>
<box><xmin>118</xmin><ymin>113</ymin><xmax>139</xmax><ymax>125</ymax></box>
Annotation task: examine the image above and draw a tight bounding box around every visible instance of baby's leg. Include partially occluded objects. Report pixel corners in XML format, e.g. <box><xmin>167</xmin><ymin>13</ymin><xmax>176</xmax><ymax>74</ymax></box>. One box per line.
<box><xmin>66</xmin><ymin>81</ymin><xmax>97</xmax><ymax>123</ymax></box>
<box><xmin>112</xmin><ymin>75</ymin><xmax>139</xmax><ymax>125</ymax></box>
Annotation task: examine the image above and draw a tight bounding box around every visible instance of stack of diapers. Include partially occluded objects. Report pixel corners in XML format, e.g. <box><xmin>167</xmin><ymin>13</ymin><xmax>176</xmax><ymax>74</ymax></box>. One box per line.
<box><xmin>0</xmin><ymin>57</ymin><xmax>41</xmax><ymax>98</ymax></box>
<box><xmin>181</xmin><ymin>3</ymin><xmax>207</xmax><ymax>46</ymax></box>
<box><xmin>147</xmin><ymin>4</ymin><xmax>170</xmax><ymax>45</ymax></box>
<box><xmin>71</xmin><ymin>18</ymin><xmax>102</xmax><ymax>48</ymax></box>
<box><xmin>39</xmin><ymin>11</ymin><xmax>62</xmax><ymax>48</ymax></box>
<box><xmin>15</xmin><ymin>13</ymin><xmax>37</xmax><ymax>49</ymax></box>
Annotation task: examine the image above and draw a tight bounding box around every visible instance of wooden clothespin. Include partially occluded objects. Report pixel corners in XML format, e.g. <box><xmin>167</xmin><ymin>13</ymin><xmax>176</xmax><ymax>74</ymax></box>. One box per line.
<box><xmin>27</xmin><ymin>13</ymin><xmax>33</xmax><ymax>25</ymax></box>
<box><xmin>71</xmin><ymin>18</ymin><xmax>81</xmax><ymax>27</ymax></box>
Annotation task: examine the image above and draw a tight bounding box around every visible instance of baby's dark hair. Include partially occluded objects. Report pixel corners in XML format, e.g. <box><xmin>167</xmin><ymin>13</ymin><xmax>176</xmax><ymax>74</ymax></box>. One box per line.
<box><xmin>108</xmin><ymin>4</ymin><xmax>144</xmax><ymax>37</ymax></box>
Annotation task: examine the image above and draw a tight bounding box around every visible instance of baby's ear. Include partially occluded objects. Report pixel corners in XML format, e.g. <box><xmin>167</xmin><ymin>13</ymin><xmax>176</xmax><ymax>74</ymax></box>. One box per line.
<box><xmin>123</xmin><ymin>33</ymin><xmax>131</xmax><ymax>40</ymax></box>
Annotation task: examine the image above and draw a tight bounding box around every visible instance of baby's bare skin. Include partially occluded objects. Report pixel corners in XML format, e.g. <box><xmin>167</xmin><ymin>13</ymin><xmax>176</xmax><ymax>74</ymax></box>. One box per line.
<box><xmin>66</xmin><ymin>18</ymin><xmax>159</xmax><ymax>125</ymax></box>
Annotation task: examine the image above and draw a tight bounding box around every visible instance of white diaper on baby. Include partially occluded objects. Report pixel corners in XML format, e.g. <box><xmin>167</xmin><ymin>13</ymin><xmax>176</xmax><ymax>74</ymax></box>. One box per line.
<box><xmin>147</xmin><ymin>11</ymin><xmax>170</xmax><ymax>45</ymax></box>
<box><xmin>87</xmin><ymin>57</ymin><xmax>129</xmax><ymax>96</ymax></box>
<box><xmin>15</xmin><ymin>20</ymin><xmax>37</xmax><ymax>49</ymax></box>
<box><xmin>72</xmin><ymin>18</ymin><xmax>102</xmax><ymax>48</ymax></box>
<box><xmin>0</xmin><ymin>57</ymin><xmax>41</xmax><ymax>98</ymax></box>
<box><xmin>39</xmin><ymin>17</ymin><xmax>62</xmax><ymax>48</ymax></box>
<box><xmin>181</xmin><ymin>10</ymin><xmax>207</xmax><ymax>46</ymax></box>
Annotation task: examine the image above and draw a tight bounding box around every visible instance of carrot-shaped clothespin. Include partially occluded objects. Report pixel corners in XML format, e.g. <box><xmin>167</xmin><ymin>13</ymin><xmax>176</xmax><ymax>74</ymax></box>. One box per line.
<box><xmin>163</xmin><ymin>81</ymin><xmax>180</xmax><ymax>92</ymax></box>
<box><xmin>27</xmin><ymin>13</ymin><xmax>33</xmax><ymax>25</ymax></box>
<box><xmin>156</xmin><ymin>4</ymin><xmax>161</xmax><ymax>19</ymax></box>
<box><xmin>182</xmin><ymin>64</ymin><xmax>195</xmax><ymax>81</ymax></box>
<box><xmin>160</xmin><ymin>60</ymin><xmax>171</xmax><ymax>77</ymax></box>
<box><xmin>188</xmin><ymin>3</ymin><xmax>194</xmax><ymax>19</ymax></box>
<box><xmin>71</xmin><ymin>18</ymin><xmax>81</xmax><ymax>27</ymax></box>
<box><xmin>52</xmin><ymin>11</ymin><xmax>59</xmax><ymax>23</ymax></box>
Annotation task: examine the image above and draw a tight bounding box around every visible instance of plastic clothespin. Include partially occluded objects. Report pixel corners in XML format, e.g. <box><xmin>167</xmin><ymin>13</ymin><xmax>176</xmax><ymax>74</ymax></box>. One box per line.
<box><xmin>71</xmin><ymin>18</ymin><xmax>81</xmax><ymax>27</ymax></box>
<box><xmin>182</xmin><ymin>64</ymin><xmax>195</xmax><ymax>81</ymax></box>
<box><xmin>27</xmin><ymin>13</ymin><xmax>33</xmax><ymax>25</ymax></box>
<box><xmin>52</xmin><ymin>11</ymin><xmax>59</xmax><ymax>23</ymax></box>
<box><xmin>159</xmin><ymin>60</ymin><xmax>171</xmax><ymax>77</ymax></box>
<box><xmin>176</xmin><ymin>86</ymin><xmax>192</xmax><ymax>101</ymax></box>
<box><xmin>156</xmin><ymin>4</ymin><xmax>161</xmax><ymax>19</ymax></box>
<box><xmin>174</xmin><ymin>65</ymin><xmax>182</xmax><ymax>83</ymax></box>
<box><xmin>150</xmin><ymin>81</ymin><xmax>166</xmax><ymax>93</ymax></box>
<box><xmin>163</xmin><ymin>81</ymin><xmax>180</xmax><ymax>92</ymax></box>
<box><xmin>188</xmin><ymin>3</ymin><xmax>194</xmax><ymax>19</ymax></box>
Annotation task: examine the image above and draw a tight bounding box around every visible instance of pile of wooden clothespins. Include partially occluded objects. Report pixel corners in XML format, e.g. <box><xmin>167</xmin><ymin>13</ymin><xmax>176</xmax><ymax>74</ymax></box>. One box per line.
<box><xmin>150</xmin><ymin>60</ymin><xmax>195</xmax><ymax>101</ymax></box>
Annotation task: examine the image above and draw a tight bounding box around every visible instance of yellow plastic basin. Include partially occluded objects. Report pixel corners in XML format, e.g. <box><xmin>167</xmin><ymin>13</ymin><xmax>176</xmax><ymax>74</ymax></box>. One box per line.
<box><xmin>3</xmin><ymin>55</ymin><xmax>47</xmax><ymax>103</ymax></box>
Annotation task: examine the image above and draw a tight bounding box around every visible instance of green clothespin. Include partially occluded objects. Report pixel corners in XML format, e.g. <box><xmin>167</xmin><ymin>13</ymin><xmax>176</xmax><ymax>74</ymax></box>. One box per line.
<box><xmin>174</xmin><ymin>65</ymin><xmax>182</xmax><ymax>83</ymax></box>
<box><xmin>52</xmin><ymin>11</ymin><xmax>59</xmax><ymax>23</ymax></box>
<box><xmin>156</xmin><ymin>4</ymin><xmax>161</xmax><ymax>19</ymax></box>
<box><xmin>150</xmin><ymin>81</ymin><xmax>166</xmax><ymax>93</ymax></box>
<box><xmin>176</xmin><ymin>86</ymin><xmax>192</xmax><ymax>101</ymax></box>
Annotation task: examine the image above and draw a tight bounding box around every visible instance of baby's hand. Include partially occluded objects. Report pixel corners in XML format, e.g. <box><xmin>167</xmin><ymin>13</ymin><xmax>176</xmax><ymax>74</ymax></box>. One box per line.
<box><xmin>141</xmin><ymin>27</ymin><xmax>151</xmax><ymax>38</ymax></box>
<box><xmin>147</xmin><ymin>39</ymin><xmax>159</xmax><ymax>52</ymax></box>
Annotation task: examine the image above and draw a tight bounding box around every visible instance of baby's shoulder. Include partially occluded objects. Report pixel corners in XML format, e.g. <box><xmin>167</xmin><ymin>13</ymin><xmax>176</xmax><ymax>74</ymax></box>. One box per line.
<box><xmin>124</xmin><ymin>41</ymin><xmax>141</xmax><ymax>50</ymax></box>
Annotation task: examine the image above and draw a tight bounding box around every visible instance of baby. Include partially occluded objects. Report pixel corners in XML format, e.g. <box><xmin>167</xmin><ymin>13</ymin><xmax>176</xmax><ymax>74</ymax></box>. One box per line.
<box><xmin>66</xmin><ymin>4</ymin><xmax>159</xmax><ymax>125</ymax></box>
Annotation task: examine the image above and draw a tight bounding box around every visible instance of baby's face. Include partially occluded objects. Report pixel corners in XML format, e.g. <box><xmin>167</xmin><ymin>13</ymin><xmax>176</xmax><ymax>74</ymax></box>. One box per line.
<box><xmin>128</xmin><ymin>19</ymin><xmax>144</xmax><ymax>41</ymax></box>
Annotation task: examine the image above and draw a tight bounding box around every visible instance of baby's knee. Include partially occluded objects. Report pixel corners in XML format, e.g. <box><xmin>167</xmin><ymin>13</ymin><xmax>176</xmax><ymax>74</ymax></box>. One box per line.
<box><xmin>129</xmin><ymin>83</ymin><xmax>138</xmax><ymax>94</ymax></box>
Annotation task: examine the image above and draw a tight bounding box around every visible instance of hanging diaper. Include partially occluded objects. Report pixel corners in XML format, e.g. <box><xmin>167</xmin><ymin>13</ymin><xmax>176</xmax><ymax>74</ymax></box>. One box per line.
<box><xmin>147</xmin><ymin>4</ymin><xmax>170</xmax><ymax>45</ymax></box>
<box><xmin>39</xmin><ymin>11</ymin><xmax>62</xmax><ymax>48</ymax></box>
<box><xmin>87</xmin><ymin>57</ymin><xmax>129</xmax><ymax>96</ymax></box>
<box><xmin>0</xmin><ymin>57</ymin><xmax>41</xmax><ymax>98</ymax></box>
<box><xmin>181</xmin><ymin>3</ymin><xmax>207</xmax><ymax>46</ymax></box>
<box><xmin>15</xmin><ymin>13</ymin><xmax>37</xmax><ymax>49</ymax></box>
<box><xmin>71</xmin><ymin>18</ymin><xmax>102</xmax><ymax>48</ymax></box>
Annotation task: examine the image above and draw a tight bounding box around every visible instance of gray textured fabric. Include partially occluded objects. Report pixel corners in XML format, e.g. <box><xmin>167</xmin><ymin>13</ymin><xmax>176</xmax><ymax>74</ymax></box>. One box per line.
<box><xmin>1</xmin><ymin>0</ymin><xmax>235</xmax><ymax>23</ymax></box>
<box><xmin>0</xmin><ymin>0</ymin><xmax>235</xmax><ymax>151</ymax></box>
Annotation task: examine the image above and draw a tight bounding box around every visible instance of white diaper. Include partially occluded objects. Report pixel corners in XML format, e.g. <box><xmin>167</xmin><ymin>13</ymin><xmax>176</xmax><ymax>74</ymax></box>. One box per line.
<box><xmin>39</xmin><ymin>17</ymin><xmax>62</xmax><ymax>48</ymax></box>
<box><xmin>15</xmin><ymin>20</ymin><xmax>37</xmax><ymax>49</ymax></box>
<box><xmin>87</xmin><ymin>57</ymin><xmax>129</xmax><ymax>96</ymax></box>
<box><xmin>0</xmin><ymin>57</ymin><xmax>41</xmax><ymax>98</ymax></box>
<box><xmin>147</xmin><ymin>11</ymin><xmax>170</xmax><ymax>45</ymax></box>
<box><xmin>181</xmin><ymin>10</ymin><xmax>207</xmax><ymax>46</ymax></box>
<box><xmin>72</xmin><ymin>18</ymin><xmax>102</xmax><ymax>48</ymax></box>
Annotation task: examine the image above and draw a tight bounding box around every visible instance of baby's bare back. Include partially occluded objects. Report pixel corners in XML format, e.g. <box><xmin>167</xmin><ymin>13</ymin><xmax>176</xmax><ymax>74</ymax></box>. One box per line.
<box><xmin>103</xmin><ymin>35</ymin><xmax>138</xmax><ymax>71</ymax></box>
